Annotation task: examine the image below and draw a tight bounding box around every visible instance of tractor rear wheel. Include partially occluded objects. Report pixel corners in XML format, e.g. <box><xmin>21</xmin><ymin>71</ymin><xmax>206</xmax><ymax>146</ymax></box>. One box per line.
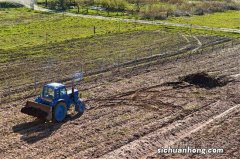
<box><xmin>53</xmin><ymin>102</ymin><xmax>67</xmax><ymax>122</ymax></box>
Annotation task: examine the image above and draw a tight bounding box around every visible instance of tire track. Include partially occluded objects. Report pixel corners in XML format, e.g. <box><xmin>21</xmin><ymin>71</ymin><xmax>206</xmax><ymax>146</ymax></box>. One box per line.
<box><xmin>99</xmin><ymin>102</ymin><xmax>239</xmax><ymax>159</ymax></box>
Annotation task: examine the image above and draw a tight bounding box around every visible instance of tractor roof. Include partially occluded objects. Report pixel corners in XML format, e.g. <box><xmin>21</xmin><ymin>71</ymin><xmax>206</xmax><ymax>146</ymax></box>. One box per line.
<box><xmin>46</xmin><ymin>83</ymin><xmax>65</xmax><ymax>89</ymax></box>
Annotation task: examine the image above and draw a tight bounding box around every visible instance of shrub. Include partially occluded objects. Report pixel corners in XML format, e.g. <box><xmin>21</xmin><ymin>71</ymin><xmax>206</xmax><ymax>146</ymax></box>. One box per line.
<box><xmin>140</xmin><ymin>4</ymin><xmax>174</xmax><ymax>19</ymax></box>
<box><xmin>94</xmin><ymin>0</ymin><xmax>128</xmax><ymax>11</ymax></box>
<box><xmin>0</xmin><ymin>2</ymin><xmax>22</xmax><ymax>8</ymax></box>
<box><xmin>158</xmin><ymin>0</ymin><xmax>185</xmax><ymax>5</ymax></box>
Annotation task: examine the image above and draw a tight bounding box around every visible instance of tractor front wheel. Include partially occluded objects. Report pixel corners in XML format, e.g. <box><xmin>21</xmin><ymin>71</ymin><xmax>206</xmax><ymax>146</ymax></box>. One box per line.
<box><xmin>53</xmin><ymin>102</ymin><xmax>67</xmax><ymax>122</ymax></box>
<box><xmin>76</xmin><ymin>100</ymin><xmax>85</xmax><ymax>115</ymax></box>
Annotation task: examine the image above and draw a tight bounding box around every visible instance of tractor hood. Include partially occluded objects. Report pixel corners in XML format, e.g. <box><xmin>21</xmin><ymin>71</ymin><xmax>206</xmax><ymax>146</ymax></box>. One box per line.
<box><xmin>67</xmin><ymin>89</ymin><xmax>78</xmax><ymax>95</ymax></box>
<box><xmin>67</xmin><ymin>89</ymin><xmax>79</xmax><ymax>100</ymax></box>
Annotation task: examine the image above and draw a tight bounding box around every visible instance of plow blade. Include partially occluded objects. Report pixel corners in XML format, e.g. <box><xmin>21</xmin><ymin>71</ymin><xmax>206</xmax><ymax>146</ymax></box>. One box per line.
<box><xmin>21</xmin><ymin>101</ymin><xmax>52</xmax><ymax>120</ymax></box>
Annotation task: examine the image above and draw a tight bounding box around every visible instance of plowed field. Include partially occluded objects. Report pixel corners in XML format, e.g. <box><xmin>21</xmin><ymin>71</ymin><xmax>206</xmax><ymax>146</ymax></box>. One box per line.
<box><xmin>0</xmin><ymin>39</ymin><xmax>239</xmax><ymax>159</ymax></box>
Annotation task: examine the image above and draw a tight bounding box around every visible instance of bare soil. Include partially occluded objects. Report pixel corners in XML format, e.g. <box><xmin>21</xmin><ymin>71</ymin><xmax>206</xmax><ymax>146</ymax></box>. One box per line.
<box><xmin>0</xmin><ymin>42</ymin><xmax>239</xmax><ymax>159</ymax></box>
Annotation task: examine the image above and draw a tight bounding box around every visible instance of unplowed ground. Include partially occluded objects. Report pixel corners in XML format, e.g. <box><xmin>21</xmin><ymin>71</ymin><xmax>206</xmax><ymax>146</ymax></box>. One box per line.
<box><xmin>0</xmin><ymin>43</ymin><xmax>239</xmax><ymax>158</ymax></box>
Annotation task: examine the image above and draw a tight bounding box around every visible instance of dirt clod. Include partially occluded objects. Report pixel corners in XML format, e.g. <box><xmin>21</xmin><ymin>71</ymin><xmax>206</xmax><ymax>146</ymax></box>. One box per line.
<box><xmin>181</xmin><ymin>72</ymin><xmax>228</xmax><ymax>89</ymax></box>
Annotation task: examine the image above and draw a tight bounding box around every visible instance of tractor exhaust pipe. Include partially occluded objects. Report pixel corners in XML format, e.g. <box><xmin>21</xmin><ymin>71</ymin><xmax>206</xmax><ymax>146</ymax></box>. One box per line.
<box><xmin>72</xmin><ymin>80</ymin><xmax>75</xmax><ymax>101</ymax></box>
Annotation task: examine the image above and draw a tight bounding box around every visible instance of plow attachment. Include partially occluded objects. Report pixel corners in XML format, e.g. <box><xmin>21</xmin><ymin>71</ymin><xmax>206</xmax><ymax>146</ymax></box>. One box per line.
<box><xmin>21</xmin><ymin>101</ymin><xmax>52</xmax><ymax>120</ymax></box>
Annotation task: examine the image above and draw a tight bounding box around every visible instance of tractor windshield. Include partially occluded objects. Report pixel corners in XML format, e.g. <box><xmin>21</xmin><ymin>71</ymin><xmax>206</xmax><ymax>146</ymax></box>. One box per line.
<box><xmin>42</xmin><ymin>86</ymin><xmax>55</xmax><ymax>99</ymax></box>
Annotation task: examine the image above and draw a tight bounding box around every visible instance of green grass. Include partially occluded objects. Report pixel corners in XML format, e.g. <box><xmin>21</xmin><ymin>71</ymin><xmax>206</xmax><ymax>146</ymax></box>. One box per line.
<box><xmin>1</xmin><ymin>7</ymin><xmax>239</xmax><ymax>52</ymax></box>
<box><xmin>0</xmin><ymin>8</ymin><xmax>51</xmax><ymax>25</ymax></box>
<box><xmin>0</xmin><ymin>30</ymin><xmax>189</xmax><ymax>88</ymax></box>
<box><xmin>162</xmin><ymin>25</ymin><xmax>240</xmax><ymax>38</ymax></box>
<box><xmin>0</xmin><ymin>8</ymin><xmax>161</xmax><ymax>50</ymax></box>
<box><xmin>1</xmin><ymin>7</ymin><xmax>239</xmax><ymax>103</ymax></box>
<box><xmin>1</xmin><ymin>30</ymin><xmax>185</xmax><ymax>63</ymax></box>
<box><xmin>168</xmin><ymin>11</ymin><xmax>240</xmax><ymax>29</ymax></box>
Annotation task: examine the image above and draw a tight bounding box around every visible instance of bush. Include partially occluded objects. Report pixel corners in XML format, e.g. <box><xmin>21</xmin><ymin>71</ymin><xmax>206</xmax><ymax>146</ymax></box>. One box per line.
<box><xmin>0</xmin><ymin>2</ymin><xmax>22</xmax><ymax>8</ymax></box>
<box><xmin>140</xmin><ymin>4</ymin><xmax>173</xmax><ymax>19</ymax></box>
<box><xmin>94</xmin><ymin>0</ymin><xmax>128</xmax><ymax>11</ymax></box>
<box><xmin>158</xmin><ymin>0</ymin><xmax>185</xmax><ymax>5</ymax></box>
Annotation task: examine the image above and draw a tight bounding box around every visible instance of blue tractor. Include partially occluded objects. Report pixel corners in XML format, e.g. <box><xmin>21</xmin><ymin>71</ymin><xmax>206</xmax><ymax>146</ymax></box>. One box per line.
<box><xmin>21</xmin><ymin>83</ymin><xmax>85</xmax><ymax>122</ymax></box>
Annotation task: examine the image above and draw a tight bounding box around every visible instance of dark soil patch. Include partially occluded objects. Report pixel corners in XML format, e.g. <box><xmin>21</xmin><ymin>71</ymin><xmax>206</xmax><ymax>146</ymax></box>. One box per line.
<box><xmin>181</xmin><ymin>72</ymin><xmax>228</xmax><ymax>89</ymax></box>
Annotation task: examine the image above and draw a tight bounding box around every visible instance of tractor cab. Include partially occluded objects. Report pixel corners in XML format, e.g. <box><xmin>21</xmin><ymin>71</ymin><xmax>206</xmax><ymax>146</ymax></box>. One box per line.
<box><xmin>37</xmin><ymin>82</ymin><xmax>80</xmax><ymax>106</ymax></box>
<box><xmin>40</xmin><ymin>83</ymin><xmax>67</xmax><ymax>103</ymax></box>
